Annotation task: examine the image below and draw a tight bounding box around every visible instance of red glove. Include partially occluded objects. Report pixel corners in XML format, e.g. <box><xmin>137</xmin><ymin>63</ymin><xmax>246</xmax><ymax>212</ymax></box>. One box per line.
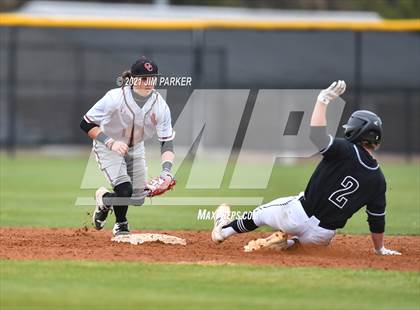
<box><xmin>146</xmin><ymin>173</ymin><xmax>176</xmax><ymax>197</ymax></box>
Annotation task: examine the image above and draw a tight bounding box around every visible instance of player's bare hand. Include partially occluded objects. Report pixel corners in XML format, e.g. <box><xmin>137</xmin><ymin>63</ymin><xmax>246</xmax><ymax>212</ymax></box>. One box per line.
<box><xmin>317</xmin><ymin>80</ymin><xmax>346</xmax><ymax>105</ymax></box>
<box><xmin>375</xmin><ymin>246</ymin><xmax>401</xmax><ymax>256</ymax></box>
<box><xmin>108</xmin><ymin>140</ymin><xmax>129</xmax><ymax>156</ymax></box>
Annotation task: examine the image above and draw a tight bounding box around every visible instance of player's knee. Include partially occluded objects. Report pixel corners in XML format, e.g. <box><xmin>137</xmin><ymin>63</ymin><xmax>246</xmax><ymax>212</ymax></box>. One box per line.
<box><xmin>114</xmin><ymin>182</ymin><xmax>133</xmax><ymax>198</ymax></box>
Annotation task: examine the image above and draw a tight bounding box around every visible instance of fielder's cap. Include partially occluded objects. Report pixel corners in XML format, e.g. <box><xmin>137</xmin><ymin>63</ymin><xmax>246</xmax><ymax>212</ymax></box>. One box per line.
<box><xmin>131</xmin><ymin>56</ymin><xmax>159</xmax><ymax>77</ymax></box>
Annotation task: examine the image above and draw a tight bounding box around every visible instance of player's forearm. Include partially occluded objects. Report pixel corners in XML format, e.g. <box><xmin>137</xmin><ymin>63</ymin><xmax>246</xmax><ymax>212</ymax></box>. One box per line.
<box><xmin>80</xmin><ymin>118</ymin><xmax>128</xmax><ymax>154</ymax></box>
<box><xmin>86</xmin><ymin>127</ymin><xmax>112</xmax><ymax>145</ymax></box>
<box><xmin>88</xmin><ymin>128</ymin><xmax>116</xmax><ymax>149</ymax></box>
<box><xmin>371</xmin><ymin>232</ymin><xmax>384</xmax><ymax>250</ymax></box>
<box><xmin>309</xmin><ymin>101</ymin><xmax>330</xmax><ymax>151</ymax></box>
<box><xmin>161</xmin><ymin>151</ymin><xmax>175</xmax><ymax>164</ymax></box>
<box><xmin>87</xmin><ymin>126</ymin><xmax>101</xmax><ymax>140</ymax></box>
<box><xmin>311</xmin><ymin>80</ymin><xmax>346</xmax><ymax>127</ymax></box>
<box><xmin>310</xmin><ymin>100</ymin><xmax>327</xmax><ymax>127</ymax></box>
<box><xmin>160</xmin><ymin>140</ymin><xmax>174</xmax><ymax>163</ymax></box>
<box><xmin>160</xmin><ymin>139</ymin><xmax>175</xmax><ymax>177</ymax></box>
<box><xmin>371</xmin><ymin>232</ymin><xmax>401</xmax><ymax>255</ymax></box>
<box><xmin>80</xmin><ymin>118</ymin><xmax>104</xmax><ymax>141</ymax></box>
<box><xmin>160</xmin><ymin>151</ymin><xmax>175</xmax><ymax>178</ymax></box>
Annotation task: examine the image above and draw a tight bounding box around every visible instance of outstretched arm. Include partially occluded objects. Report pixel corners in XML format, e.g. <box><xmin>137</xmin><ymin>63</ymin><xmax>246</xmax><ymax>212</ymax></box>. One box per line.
<box><xmin>309</xmin><ymin>81</ymin><xmax>346</xmax><ymax>151</ymax></box>
<box><xmin>368</xmin><ymin>211</ymin><xmax>401</xmax><ymax>255</ymax></box>
<box><xmin>160</xmin><ymin>140</ymin><xmax>175</xmax><ymax>178</ymax></box>
<box><xmin>367</xmin><ymin>193</ymin><xmax>401</xmax><ymax>256</ymax></box>
<box><xmin>371</xmin><ymin>232</ymin><xmax>401</xmax><ymax>255</ymax></box>
<box><xmin>144</xmin><ymin>140</ymin><xmax>176</xmax><ymax>197</ymax></box>
<box><xmin>310</xmin><ymin>96</ymin><xmax>328</xmax><ymax>127</ymax></box>
<box><xmin>371</xmin><ymin>232</ymin><xmax>385</xmax><ymax>251</ymax></box>
<box><xmin>310</xmin><ymin>80</ymin><xmax>346</xmax><ymax>126</ymax></box>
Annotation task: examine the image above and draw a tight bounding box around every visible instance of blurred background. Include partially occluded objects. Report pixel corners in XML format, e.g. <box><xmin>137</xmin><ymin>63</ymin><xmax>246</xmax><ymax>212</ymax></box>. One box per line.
<box><xmin>0</xmin><ymin>0</ymin><xmax>419</xmax><ymax>159</ymax></box>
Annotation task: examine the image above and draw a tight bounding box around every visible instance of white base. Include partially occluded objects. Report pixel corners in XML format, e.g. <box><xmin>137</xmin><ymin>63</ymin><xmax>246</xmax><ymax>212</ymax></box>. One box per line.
<box><xmin>111</xmin><ymin>233</ymin><xmax>187</xmax><ymax>245</ymax></box>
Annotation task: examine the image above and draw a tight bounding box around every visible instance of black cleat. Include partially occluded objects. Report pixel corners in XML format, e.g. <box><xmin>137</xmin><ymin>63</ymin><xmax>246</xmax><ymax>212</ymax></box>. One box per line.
<box><xmin>92</xmin><ymin>187</ymin><xmax>112</xmax><ymax>230</ymax></box>
<box><xmin>113</xmin><ymin>221</ymin><xmax>130</xmax><ymax>237</ymax></box>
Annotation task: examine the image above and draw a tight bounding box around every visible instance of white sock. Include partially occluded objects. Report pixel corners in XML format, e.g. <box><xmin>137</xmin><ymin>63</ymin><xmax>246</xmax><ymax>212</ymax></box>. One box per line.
<box><xmin>221</xmin><ymin>226</ymin><xmax>237</xmax><ymax>238</ymax></box>
<box><xmin>286</xmin><ymin>239</ymin><xmax>297</xmax><ymax>248</ymax></box>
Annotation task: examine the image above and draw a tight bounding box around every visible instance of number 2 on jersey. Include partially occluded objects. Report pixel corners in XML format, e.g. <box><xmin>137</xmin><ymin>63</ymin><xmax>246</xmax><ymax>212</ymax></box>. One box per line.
<box><xmin>328</xmin><ymin>176</ymin><xmax>359</xmax><ymax>209</ymax></box>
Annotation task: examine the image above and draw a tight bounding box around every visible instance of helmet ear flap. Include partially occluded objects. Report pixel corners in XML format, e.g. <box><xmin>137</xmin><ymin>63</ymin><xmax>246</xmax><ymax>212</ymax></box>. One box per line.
<box><xmin>343</xmin><ymin>110</ymin><xmax>382</xmax><ymax>144</ymax></box>
<box><xmin>344</xmin><ymin>129</ymin><xmax>354</xmax><ymax>140</ymax></box>
<box><xmin>360</xmin><ymin>129</ymin><xmax>382</xmax><ymax>145</ymax></box>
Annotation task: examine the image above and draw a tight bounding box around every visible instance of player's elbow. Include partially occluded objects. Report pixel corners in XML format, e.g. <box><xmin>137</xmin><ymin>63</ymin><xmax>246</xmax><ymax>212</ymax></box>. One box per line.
<box><xmin>160</xmin><ymin>140</ymin><xmax>174</xmax><ymax>155</ymax></box>
<box><xmin>80</xmin><ymin>118</ymin><xmax>98</xmax><ymax>135</ymax></box>
<box><xmin>309</xmin><ymin>126</ymin><xmax>330</xmax><ymax>151</ymax></box>
<box><xmin>368</xmin><ymin>217</ymin><xmax>385</xmax><ymax>234</ymax></box>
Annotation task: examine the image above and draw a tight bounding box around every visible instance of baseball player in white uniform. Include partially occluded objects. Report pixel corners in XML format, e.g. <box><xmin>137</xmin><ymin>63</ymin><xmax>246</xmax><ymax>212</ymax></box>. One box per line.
<box><xmin>212</xmin><ymin>81</ymin><xmax>400</xmax><ymax>256</ymax></box>
<box><xmin>80</xmin><ymin>57</ymin><xmax>175</xmax><ymax>236</ymax></box>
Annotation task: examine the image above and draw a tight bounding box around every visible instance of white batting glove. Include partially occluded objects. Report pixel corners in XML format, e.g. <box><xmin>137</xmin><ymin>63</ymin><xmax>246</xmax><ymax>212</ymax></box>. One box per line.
<box><xmin>317</xmin><ymin>80</ymin><xmax>346</xmax><ymax>105</ymax></box>
<box><xmin>375</xmin><ymin>246</ymin><xmax>401</xmax><ymax>256</ymax></box>
<box><xmin>106</xmin><ymin>140</ymin><xmax>129</xmax><ymax>156</ymax></box>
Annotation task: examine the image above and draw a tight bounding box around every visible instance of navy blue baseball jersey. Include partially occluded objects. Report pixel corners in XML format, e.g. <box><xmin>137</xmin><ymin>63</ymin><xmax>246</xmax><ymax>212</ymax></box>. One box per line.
<box><xmin>301</xmin><ymin>138</ymin><xmax>386</xmax><ymax>232</ymax></box>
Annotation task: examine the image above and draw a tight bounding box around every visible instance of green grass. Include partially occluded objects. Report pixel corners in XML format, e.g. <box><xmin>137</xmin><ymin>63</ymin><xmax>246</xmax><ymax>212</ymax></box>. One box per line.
<box><xmin>0</xmin><ymin>155</ymin><xmax>419</xmax><ymax>235</ymax></box>
<box><xmin>1</xmin><ymin>260</ymin><xmax>419</xmax><ymax>310</ymax></box>
<box><xmin>1</xmin><ymin>156</ymin><xmax>419</xmax><ymax>310</ymax></box>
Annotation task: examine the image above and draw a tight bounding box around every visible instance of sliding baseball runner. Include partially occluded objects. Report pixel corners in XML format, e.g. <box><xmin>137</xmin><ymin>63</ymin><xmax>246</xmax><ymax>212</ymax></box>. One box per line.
<box><xmin>80</xmin><ymin>56</ymin><xmax>176</xmax><ymax>236</ymax></box>
<box><xmin>212</xmin><ymin>80</ymin><xmax>401</xmax><ymax>256</ymax></box>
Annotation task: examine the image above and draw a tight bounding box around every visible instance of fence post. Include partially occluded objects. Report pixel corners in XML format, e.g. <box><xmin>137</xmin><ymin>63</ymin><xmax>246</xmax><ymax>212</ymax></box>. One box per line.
<box><xmin>353</xmin><ymin>31</ymin><xmax>362</xmax><ymax>111</ymax></box>
<box><xmin>192</xmin><ymin>28</ymin><xmax>204</xmax><ymax>88</ymax></box>
<box><xmin>404</xmin><ymin>91</ymin><xmax>413</xmax><ymax>163</ymax></box>
<box><xmin>191</xmin><ymin>28</ymin><xmax>205</xmax><ymax>144</ymax></box>
<box><xmin>6</xmin><ymin>26</ymin><xmax>18</xmax><ymax>157</ymax></box>
<box><xmin>73</xmin><ymin>46</ymin><xmax>85</xmax><ymax>143</ymax></box>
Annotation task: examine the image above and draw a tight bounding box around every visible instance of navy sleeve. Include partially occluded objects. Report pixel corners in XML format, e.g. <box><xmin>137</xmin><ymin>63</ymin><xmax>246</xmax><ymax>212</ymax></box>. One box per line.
<box><xmin>366</xmin><ymin>183</ymin><xmax>386</xmax><ymax>233</ymax></box>
<box><xmin>321</xmin><ymin>138</ymin><xmax>353</xmax><ymax>160</ymax></box>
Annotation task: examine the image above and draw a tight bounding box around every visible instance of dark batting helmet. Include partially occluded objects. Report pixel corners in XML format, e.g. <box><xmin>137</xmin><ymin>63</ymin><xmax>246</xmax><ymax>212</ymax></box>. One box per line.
<box><xmin>343</xmin><ymin>110</ymin><xmax>383</xmax><ymax>145</ymax></box>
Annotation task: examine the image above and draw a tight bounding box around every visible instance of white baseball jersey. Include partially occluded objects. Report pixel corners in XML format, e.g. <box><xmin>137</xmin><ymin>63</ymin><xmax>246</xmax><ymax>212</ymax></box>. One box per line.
<box><xmin>84</xmin><ymin>87</ymin><xmax>175</xmax><ymax>146</ymax></box>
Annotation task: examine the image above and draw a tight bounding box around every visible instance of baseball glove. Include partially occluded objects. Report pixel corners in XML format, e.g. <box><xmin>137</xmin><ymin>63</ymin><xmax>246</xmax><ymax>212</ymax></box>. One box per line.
<box><xmin>146</xmin><ymin>174</ymin><xmax>176</xmax><ymax>197</ymax></box>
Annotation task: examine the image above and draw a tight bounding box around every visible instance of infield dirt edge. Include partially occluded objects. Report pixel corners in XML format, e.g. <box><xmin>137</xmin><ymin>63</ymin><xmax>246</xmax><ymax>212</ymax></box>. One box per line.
<box><xmin>1</xmin><ymin>227</ymin><xmax>419</xmax><ymax>271</ymax></box>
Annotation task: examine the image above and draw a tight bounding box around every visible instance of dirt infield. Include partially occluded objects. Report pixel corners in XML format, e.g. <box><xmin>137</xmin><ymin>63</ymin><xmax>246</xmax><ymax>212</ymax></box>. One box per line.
<box><xmin>1</xmin><ymin>227</ymin><xmax>419</xmax><ymax>271</ymax></box>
